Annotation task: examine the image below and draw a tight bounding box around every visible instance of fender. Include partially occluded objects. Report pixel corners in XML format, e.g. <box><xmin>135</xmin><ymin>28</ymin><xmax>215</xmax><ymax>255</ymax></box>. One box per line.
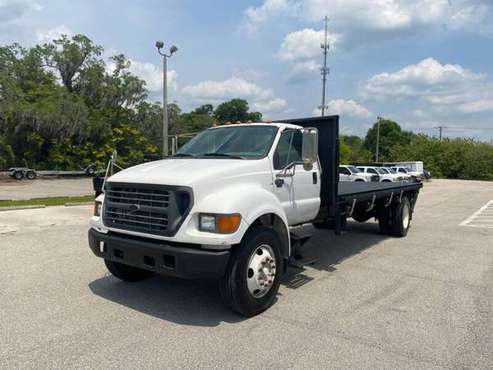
<box><xmin>193</xmin><ymin>184</ymin><xmax>291</xmax><ymax>254</ymax></box>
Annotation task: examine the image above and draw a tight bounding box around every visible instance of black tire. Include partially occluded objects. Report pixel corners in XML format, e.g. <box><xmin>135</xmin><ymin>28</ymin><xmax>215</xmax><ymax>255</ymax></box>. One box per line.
<box><xmin>382</xmin><ymin>179</ymin><xmax>391</xmax><ymax>182</ymax></box>
<box><xmin>378</xmin><ymin>196</ymin><xmax>411</xmax><ymax>237</ymax></box>
<box><xmin>13</xmin><ymin>171</ymin><xmax>24</xmax><ymax>180</ymax></box>
<box><xmin>219</xmin><ymin>226</ymin><xmax>283</xmax><ymax>317</ymax></box>
<box><xmin>104</xmin><ymin>259</ymin><xmax>154</xmax><ymax>282</ymax></box>
<box><xmin>26</xmin><ymin>171</ymin><xmax>37</xmax><ymax>180</ymax></box>
<box><xmin>355</xmin><ymin>179</ymin><xmax>365</xmax><ymax>182</ymax></box>
<box><xmin>390</xmin><ymin>197</ymin><xmax>411</xmax><ymax>237</ymax></box>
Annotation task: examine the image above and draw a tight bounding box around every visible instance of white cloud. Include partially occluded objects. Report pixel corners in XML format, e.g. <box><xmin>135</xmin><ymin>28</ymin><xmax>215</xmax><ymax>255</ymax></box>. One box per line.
<box><xmin>314</xmin><ymin>99</ymin><xmax>372</xmax><ymax>118</ymax></box>
<box><xmin>244</xmin><ymin>0</ymin><xmax>493</xmax><ymax>44</ymax></box>
<box><xmin>106</xmin><ymin>58</ymin><xmax>177</xmax><ymax>92</ymax></box>
<box><xmin>278</xmin><ymin>27</ymin><xmax>340</xmax><ymax>75</ymax></box>
<box><xmin>458</xmin><ymin>99</ymin><xmax>493</xmax><ymax>113</ymax></box>
<box><xmin>361</xmin><ymin>58</ymin><xmax>493</xmax><ymax>133</ymax></box>
<box><xmin>278</xmin><ymin>28</ymin><xmax>340</xmax><ymax>62</ymax></box>
<box><xmin>0</xmin><ymin>0</ymin><xmax>41</xmax><ymax>23</ymax></box>
<box><xmin>362</xmin><ymin>58</ymin><xmax>491</xmax><ymax>112</ymax></box>
<box><xmin>252</xmin><ymin>98</ymin><xmax>288</xmax><ymax>113</ymax></box>
<box><xmin>242</xmin><ymin>0</ymin><xmax>299</xmax><ymax>35</ymax></box>
<box><xmin>182</xmin><ymin>76</ymin><xmax>272</xmax><ymax>101</ymax></box>
<box><xmin>128</xmin><ymin>60</ymin><xmax>177</xmax><ymax>92</ymax></box>
<box><xmin>36</xmin><ymin>25</ymin><xmax>72</xmax><ymax>43</ymax></box>
<box><xmin>182</xmin><ymin>76</ymin><xmax>287</xmax><ymax>114</ymax></box>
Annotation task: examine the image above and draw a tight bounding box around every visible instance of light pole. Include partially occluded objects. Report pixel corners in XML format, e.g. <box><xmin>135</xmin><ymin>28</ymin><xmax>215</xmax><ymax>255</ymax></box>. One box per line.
<box><xmin>156</xmin><ymin>40</ymin><xmax>178</xmax><ymax>157</ymax></box>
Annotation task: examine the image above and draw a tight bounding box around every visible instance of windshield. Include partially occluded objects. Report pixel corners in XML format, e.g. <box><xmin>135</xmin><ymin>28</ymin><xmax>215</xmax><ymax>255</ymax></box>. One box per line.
<box><xmin>388</xmin><ymin>168</ymin><xmax>397</xmax><ymax>174</ymax></box>
<box><xmin>347</xmin><ymin>166</ymin><xmax>361</xmax><ymax>173</ymax></box>
<box><xmin>376</xmin><ymin>168</ymin><xmax>387</xmax><ymax>174</ymax></box>
<box><xmin>176</xmin><ymin>125</ymin><xmax>278</xmax><ymax>159</ymax></box>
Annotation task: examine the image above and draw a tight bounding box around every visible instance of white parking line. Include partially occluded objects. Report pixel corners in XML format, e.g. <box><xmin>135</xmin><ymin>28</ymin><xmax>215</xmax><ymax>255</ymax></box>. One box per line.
<box><xmin>460</xmin><ymin>200</ymin><xmax>493</xmax><ymax>228</ymax></box>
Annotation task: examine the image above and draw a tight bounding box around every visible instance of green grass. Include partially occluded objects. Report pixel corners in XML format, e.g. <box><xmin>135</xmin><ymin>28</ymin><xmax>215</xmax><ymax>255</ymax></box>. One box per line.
<box><xmin>0</xmin><ymin>195</ymin><xmax>95</xmax><ymax>208</ymax></box>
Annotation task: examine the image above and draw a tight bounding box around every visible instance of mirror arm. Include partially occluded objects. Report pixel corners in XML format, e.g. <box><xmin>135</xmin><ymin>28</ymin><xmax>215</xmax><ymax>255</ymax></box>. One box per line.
<box><xmin>276</xmin><ymin>161</ymin><xmax>296</xmax><ymax>178</ymax></box>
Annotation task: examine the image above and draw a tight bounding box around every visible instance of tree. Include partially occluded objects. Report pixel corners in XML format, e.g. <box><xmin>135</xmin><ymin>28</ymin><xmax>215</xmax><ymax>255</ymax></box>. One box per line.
<box><xmin>40</xmin><ymin>34</ymin><xmax>103</xmax><ymax>93</ymax></box>
<box><xmin>213</xmin><ymin>99</ymin><xmax>262</xmax><ymax>123</ymax></box>
<box><xmin>192</xmin><ymin>104</ymin><xmax>214</xmax><ymax>116</ymax></box>
<box><xmin>341</xmin><ymin>135</ymin><xmax>372</xmax><ymax>163</ymax></box>
<box><xmin>364</xmin><ymin>118</ymin><xmax>414</xmax><ymax>161</ymax></box>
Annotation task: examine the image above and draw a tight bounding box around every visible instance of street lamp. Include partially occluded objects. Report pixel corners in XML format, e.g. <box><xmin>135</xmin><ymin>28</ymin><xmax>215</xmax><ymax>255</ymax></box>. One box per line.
<box><xmin>156</xmin><ymin>40</ymin><xmax>178</xmax><ymax>157</ymax></box>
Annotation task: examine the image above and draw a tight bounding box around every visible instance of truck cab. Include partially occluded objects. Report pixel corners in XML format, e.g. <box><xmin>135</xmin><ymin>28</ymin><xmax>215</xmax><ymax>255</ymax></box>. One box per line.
<box><xmin>88</xmin><ymin>116</ymin><xmax>421</xmax><ymax>317</ymax></box>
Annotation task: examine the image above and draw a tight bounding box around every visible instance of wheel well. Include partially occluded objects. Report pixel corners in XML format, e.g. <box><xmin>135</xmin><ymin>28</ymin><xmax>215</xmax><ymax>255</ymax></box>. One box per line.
<box><xmin>250</xmin><ymin>213</ymin><xmax>290</xmax><ymax>258</ymax></box>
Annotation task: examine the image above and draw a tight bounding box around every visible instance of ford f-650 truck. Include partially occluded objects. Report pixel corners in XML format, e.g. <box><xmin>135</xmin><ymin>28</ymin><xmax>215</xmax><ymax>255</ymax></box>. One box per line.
<box><xmin>88</xmin><ymin>116</ymin><xmax>422</xmax><ymax>317</ymax></box>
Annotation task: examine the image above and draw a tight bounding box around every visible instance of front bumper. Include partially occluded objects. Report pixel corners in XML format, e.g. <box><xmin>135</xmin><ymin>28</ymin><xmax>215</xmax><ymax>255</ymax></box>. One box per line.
<box><xmin>88</xmin><ymin>228</ymin><xmax>230</xmax><ymax>279</ymax></box>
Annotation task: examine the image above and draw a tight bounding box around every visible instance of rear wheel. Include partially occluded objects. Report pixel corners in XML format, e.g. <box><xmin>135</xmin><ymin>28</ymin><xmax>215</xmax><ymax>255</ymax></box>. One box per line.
<box><xmin>378</xmin><ymin>196</ymin><xmax>412</xmax><ymax>237</ymax></box>
<box><xmin>391</xmin><ymin>197</ymin><xmax>411</xmax><ymax>237</ymax></box>
<box><xmin>219</xmin><ymin>226</ymin><xmax>283</xmax><ymax>317</ymax></box>
<box><xmin>13</xmin><ymin>171</ymin><xmax>24</xmax><ymax>180</ymax></box>
<box><xmin>104</xmin><ymin>259</ymin><xmax>154</xmax><ymax>282</ymax></box>
<box><xmin>26</xmin><ymin>170</ymin><xmax>36</xmax><ymax>180</ymax></box>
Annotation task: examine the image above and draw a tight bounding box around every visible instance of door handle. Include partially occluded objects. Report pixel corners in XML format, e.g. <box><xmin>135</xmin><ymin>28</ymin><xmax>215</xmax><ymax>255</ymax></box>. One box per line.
<box><xmin>312</xmin><ymin>172</ymin><xmax>318</xmax><ymax>184</ymax></box>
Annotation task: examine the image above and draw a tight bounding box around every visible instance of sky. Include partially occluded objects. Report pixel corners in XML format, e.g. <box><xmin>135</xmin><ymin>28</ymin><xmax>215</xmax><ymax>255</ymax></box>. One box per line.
<box><xmin>1</xmin><ymin>0</ymin><xmax>493</xmax><ymax>139</ymax></box>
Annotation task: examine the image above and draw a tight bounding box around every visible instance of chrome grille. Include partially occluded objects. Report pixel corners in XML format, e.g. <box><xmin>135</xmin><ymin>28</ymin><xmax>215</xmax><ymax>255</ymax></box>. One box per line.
<box><xmin>103</xmin><ymin>183</ymin><xmax>192</xmax><ymax>236</ymax></box>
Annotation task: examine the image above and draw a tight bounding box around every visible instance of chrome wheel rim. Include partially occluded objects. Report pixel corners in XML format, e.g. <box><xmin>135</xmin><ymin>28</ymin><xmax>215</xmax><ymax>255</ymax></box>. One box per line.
<box><xmin>402</xmin><ymin>203</ymin><xmax>410</xmax><ymax>229</ymax></box>
<box><xmin>246</xmin><ymin>244</ymin><xmax>276</xmax><ymax>298</ymax></box>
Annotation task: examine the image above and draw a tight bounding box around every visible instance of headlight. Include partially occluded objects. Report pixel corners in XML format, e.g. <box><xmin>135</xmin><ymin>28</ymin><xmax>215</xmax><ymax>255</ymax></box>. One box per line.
<box><xmin>94</xmin><ymin>201</ymin><xmax>102</xmax><ymax>217</ymax></box>
<box><xmin>199</xmin><ymin>213</ymin><xmax>241</xmax><ymax>234</ymax></box>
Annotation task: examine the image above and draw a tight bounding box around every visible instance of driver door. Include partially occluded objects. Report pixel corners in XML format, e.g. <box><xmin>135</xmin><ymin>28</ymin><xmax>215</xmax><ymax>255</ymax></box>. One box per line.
<box><xmin>271</xmin><ymin>129</ymin><xmax>321</xmax><ymax>225</ymax></box>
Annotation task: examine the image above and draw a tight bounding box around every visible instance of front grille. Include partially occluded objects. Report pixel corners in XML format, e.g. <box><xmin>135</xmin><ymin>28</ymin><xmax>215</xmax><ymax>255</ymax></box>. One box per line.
<box><xmin>370</xmin><ymin>175</ymin><xmax>379</xmax><ymax>182</ymax></box>
<box><xmin>103</xmin><ymin>182</ymin><xmax>192</xmax><ymax>236</ymax></box>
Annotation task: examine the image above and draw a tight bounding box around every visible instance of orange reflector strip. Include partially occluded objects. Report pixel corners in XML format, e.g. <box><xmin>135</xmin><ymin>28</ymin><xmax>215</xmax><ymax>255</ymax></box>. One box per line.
<box><xmin>216</xmin><ymin>214</ymin><xmax>241</xmax><ymax>234</ymax></box>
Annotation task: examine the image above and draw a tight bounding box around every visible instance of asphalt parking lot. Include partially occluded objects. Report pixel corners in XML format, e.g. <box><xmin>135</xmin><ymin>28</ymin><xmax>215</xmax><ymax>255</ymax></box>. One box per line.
<box><xmin>1</xmin><ymin>179</ymin><xmax>492</xmax><ymax>368</ymax></box>
<box><xmin>0</xmin><ymin>178</ymin><xmax>92</xmax><ymax>200</ymax></box>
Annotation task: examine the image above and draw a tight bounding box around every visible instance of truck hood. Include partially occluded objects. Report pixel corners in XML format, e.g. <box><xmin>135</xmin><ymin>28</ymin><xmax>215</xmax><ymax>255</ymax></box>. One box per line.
<box><xmin>107</xmin><ymin>158</ymin><xmax>269</xmax><ymax>186</ymax></box>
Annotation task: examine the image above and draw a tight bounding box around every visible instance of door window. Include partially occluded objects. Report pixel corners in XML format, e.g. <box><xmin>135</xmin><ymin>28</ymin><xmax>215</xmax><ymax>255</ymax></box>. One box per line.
<box><xmin>273</xmin><ymin>130</ymin><xmax>302</xmax><ymax>169</ymax></box>
<box><xmin>339</xmin><ymin>167</ymin><xmax>351</xmax><ymax>175</ymax></box>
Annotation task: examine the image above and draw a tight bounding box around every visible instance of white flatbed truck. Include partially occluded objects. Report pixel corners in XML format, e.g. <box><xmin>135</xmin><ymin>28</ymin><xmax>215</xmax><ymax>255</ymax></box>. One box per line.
<box><xmin>88</xmin><ymin>116</ymin><xmax>422</xmax><ymax>316</ymax></box>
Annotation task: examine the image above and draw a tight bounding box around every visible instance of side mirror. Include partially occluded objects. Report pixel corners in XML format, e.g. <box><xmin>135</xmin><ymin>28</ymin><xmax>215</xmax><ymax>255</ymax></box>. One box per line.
<box><xmin>301</xmin><ymin>127</ymin><xmax>318</xmax><ymax>170</ymax></box>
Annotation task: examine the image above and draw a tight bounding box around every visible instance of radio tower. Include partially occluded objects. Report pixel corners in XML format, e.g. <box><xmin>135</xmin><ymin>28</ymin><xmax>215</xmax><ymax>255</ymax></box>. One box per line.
<box><xmin>320</xmin><ymin>16</ymin><xmax>330</xmax><ymax>116</ymax></box>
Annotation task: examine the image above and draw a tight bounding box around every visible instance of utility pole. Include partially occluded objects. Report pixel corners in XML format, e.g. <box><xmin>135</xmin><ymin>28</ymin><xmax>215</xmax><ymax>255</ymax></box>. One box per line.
<box><xmin>376</xmin><ymin>116</ymin><xmax>382</xmax><ymax>162</ymax></box>
<box><xmin>434</xmin><ymin>126</ymin><xmax>446</xmax><ymax>141</ymax></box>
<box><xmin>156</xmin><ymin>41</ymin><xmax>178</xmax><ymax>157</ymax></box>
<box><xmin>319</xmin><ymin>16</ymin><xmax>329</xmax><ymax>116</ymax></box>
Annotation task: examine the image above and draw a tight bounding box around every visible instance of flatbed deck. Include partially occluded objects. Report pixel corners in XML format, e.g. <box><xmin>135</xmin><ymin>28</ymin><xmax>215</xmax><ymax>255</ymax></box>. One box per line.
<box><xmin>338</xmin><ymin>181</ymin><xmax>423</xmax><ymax>202</ymax></box>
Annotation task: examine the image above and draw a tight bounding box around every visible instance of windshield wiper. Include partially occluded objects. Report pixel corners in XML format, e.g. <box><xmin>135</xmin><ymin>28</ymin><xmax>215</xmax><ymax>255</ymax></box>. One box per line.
<box><xmin>201</xmin><ymin>152</ymin><xmax>245</xmax><ymax>159</ymax></box>
<box><xmin>172</xmin><ymin>153</ymin><xmax>196</xmax><ymax>158</ymax></box>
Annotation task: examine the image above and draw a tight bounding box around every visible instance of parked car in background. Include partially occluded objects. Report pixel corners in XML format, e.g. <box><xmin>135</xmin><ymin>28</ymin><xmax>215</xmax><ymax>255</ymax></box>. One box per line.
<box><xmin>391</xmin><ymin>167</ymin><xmax>421</xmax><ymax>182</ymax></box>
<box><xmin>386</xmin><ymin>161</ymin><xmax>425</xmax><ymax>179</ymax></box>
<box><xmin>357</xmin><ymin>166</ymin><xmax>396</xmax><ymax>182</ymax></box>
<box><xmin>338</xmin><ymin>165</ymin><xmax>375</xmax><ymax>182</ymax></box>
<box><xmin>380</xmin><ymin>167</ymin><xmax>411</xmax><ymax>182</ymax></box>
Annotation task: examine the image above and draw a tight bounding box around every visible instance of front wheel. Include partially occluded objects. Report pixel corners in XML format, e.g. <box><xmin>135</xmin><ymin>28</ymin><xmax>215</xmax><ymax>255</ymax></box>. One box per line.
<box><xmin>104</xmin><ymin>259</ymin><xmax>154</xmax><ymax>282</ymax></box>
<box><xmin>219</xmin><ymin>226</ymin><xmax>283</xmax><ymax>317</ymax></box>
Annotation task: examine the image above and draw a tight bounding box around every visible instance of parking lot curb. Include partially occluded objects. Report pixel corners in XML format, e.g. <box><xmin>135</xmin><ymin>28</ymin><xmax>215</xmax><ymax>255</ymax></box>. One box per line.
<box><xmin>65</xmin><ymin>202</ymin><xmax>93</xmax><ymax>207</ymax></box>
<box><xmin>0</xmin><ymin>205</ymin><xmax>46</xmax><ymax>212</ymax></box>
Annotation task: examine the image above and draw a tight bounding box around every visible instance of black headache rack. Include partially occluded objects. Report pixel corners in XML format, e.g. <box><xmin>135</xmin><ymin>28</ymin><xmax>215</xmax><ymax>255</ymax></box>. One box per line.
<box><xmin>276</xmin><ymin>116</ymin><xmax>422</xmax><ymax>234</ymax></box>
<box><xmin>275</xmin><ymin>116</ymin><xmax>341</xmax><ymax>230</ymax></box>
